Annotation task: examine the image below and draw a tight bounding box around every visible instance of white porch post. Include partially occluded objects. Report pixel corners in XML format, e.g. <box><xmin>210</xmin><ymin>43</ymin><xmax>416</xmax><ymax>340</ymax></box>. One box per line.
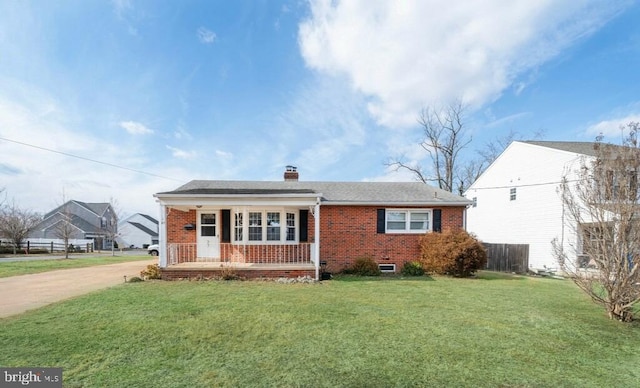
<box><xmin>314</xmin><ymin>197</ymin><xmax>320</xmax><ymax>281</ymax></box>
<box><xmin>158</xmin><ymin>203</ymin><xmax>167</xmax><ymax>268</ymax></box>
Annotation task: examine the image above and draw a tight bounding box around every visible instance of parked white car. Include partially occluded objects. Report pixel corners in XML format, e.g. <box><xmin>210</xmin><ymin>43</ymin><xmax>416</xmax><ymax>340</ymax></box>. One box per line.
<box><xmin>147</xmin><ymin>244</ymin><xmax>159</xmax><ymax>256</ymax></box>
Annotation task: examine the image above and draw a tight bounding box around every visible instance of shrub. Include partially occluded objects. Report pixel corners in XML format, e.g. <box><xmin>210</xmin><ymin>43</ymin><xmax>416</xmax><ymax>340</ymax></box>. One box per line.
<box><xmin>140</xmin><ymin>264</ymin><xmax>162</xmax><ymax>280</ymax></box>
<box><xmin>401</xmin><ymin>261</ymin><xmax>425</xmax><ymax>276</ymax></box>
<box><xmin>218</xmin><ymin>266</ymin><xmax>240</xmax><ymax>280</ymax></box>
<box><xmin>127</xmin><ymin>276</ymin><xmax>144</xmax><ymax>283</ymax></box>
<box><xmin>343</xmin><ymin>256</ymin><xmax>381</xmax><ymax>276</ymax></box>
<box><xmin>419</xmin><ymin>229</ymin><xmax>487</xmax><ymax>277</ymax></box>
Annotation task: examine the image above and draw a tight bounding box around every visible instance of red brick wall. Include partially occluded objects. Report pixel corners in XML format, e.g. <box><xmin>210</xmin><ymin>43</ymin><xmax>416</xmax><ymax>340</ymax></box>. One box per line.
<box><xmin>167</xmin><ymin>209</ymin><xmax>197</xmax><ymax>244</ymax></box>
<box><xmin>319</xmin><ymin>205</ymin><xmax>465</xmax><ymax>273</ymax></box>
<box><xmin>164</xmin><ymin>205</ymin><xmax>466</xmax><ymax>274</ymax></box>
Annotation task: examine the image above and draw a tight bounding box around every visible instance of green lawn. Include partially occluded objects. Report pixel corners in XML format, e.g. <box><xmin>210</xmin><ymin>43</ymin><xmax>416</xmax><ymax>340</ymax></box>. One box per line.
<box><xmin>0</xmin><ymin>255</ymin><xmax>153</xmax><ymax>278</ymax></box>
<box><xmin>0</xmin><ymin>273</ymin><xmax>638</xmax><ymax>387</ymax></box>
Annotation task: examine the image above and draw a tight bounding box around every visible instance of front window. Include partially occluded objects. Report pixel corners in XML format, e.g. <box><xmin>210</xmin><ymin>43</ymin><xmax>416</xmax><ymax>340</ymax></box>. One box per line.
<box><xmin>510</xmin><ymin>188</ymin><xmax>516</xmax><ymax>201</ymax></box>
<box><xmin>234</xmin><ymin>209</ymin><xmax>299</xmax><ymax>243</ymax></box>
<box><xmin>234</xmin><ymin>212</ymin><xmax>244</xmax><ymax>241</ymax></box>
<box><xmin>410</xmin><ymin>212</ymin><xmax>430</xmax><ymax>230</ymax></box>
<box><xmin>386</xmin><ymin>211</ymin><xmax>407</xmax><ymax>230</ymax></box>
<box><xmin>286</xmin><ymin>212</ymin><xmax>296</xmax><ymax>241</ymax></box>
<box><xmin>267</xmin><ymin>212</ymin><xmax>281</xmax><ymax>241</ymax></box>
<box><xmin>248</xmin><ymin>212</ymin><xmax>262</xmax><ymax>241</ymax></box>
<box><xmin>386</xmin><ymin>209</ymin><xmax>432</xmax><ymax>233</ymax></box>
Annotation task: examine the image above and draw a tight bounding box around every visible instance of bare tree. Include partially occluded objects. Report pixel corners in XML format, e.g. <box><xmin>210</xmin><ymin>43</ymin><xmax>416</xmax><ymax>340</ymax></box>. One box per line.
<box><xmin>54</xmin><ymin>193</ymin><xmax>77</xmax><ymax>259</ymax></box>
<box><xmin>0</xmin><ymin>201</ymin><xmax>41</xmax><ymax>254</ymax></box>
<box><xmin>387</xmin><ymin>100</ymin><xmax>471</xmax><ymax>193</ymax></box>
<box><xmin>102</xmin><ymin>197</ymin><xmax>122</xmax><ymax>256</ymax></box>
<box><xmin>552</xmin><ymin>122</ymin><xmax>640</xmax><ymax>322</ymax></box>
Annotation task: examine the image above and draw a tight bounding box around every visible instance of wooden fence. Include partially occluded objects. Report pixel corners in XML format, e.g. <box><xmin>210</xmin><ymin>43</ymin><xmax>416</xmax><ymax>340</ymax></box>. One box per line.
<box><xmin>483</xmin><ymin>243</ymin><xmax>529</xmax><ymax>273</ymax></box>
<box><xmin>0</xmin><ymin>240</ymin><xmax>94</xmax><ymax>254</ymax></box>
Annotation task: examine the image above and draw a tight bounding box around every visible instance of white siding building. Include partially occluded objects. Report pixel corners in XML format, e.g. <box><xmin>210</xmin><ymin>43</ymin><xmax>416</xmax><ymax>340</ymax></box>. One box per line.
<box><xmin>118</xmin><ymin>213</ymin><xmax>159</xmax><ymax>248</ymax></box>
<box><xmin>465</xmin><ymin>141</ymin><xmax>595</xmax><ymax>269</ymax></box>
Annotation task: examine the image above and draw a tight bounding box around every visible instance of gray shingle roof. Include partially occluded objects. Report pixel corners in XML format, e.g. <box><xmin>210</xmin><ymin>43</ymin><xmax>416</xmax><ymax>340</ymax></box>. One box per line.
<box><xmin>158</xmin><ymin>180</ymin><xmax>470</xmax><ymax>205</ymax></box>
<box><xmin>522</xmin><ymin>141</ymin><xmax>599</xmax><ymax>156</ymax></box>
<box><xmin>128</xmin><ymin>222</ymin><xmax>159</xmax><ymax>237</ymax></box>
<box><xmin>139</xmin><ymin>214</ymin><xmax>159</xmax><ymax>225</ymax></box>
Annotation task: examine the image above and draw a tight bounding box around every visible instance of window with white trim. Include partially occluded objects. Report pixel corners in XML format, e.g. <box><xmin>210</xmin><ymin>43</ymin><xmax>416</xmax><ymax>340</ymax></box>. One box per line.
<box><xmin>234</xmin><ymin>212</ymin><xmax>243</xmax><ymax>241</ymax></box>
<box><xmin>286</xmin><ymin>212</ymin><xmax>296</xmax><ymax>241</ymax></box>
<box><xmin>385</xmin><ymin>209</ymin><xmax>431</xmax><ymax>233</ymax></box>
<box><xmin>234</xmin><ymin>209</ymin><xmax>299</xmax><ymax>243</ymax></box>
<box><xmin>266</xmin><ymin>212</ymin><xmax>281</xmax><ymax>241</ymax></box>
<box><xmin>248</xmin><ymin>212</ymin><xmax>262</xmax><ymax>241</ymax></box>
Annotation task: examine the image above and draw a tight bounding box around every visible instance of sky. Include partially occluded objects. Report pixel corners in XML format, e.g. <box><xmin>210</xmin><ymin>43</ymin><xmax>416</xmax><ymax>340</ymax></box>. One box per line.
<box><xmin>1</xmin><ymin>0</ymin><xmax>639</xmax><ymax>219</ymax></box>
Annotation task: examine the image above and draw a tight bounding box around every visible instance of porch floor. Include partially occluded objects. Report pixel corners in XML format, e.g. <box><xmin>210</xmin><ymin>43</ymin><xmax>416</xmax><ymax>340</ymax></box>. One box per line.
<box><xmin>168</xmin><ymin>262</ymin><xmax>315</xmax><ymax>270</ymax></box>
<box><xmin>161</xmin><ymin>262</ymin><xmax>316</xmax><ymax>280</ymax></box>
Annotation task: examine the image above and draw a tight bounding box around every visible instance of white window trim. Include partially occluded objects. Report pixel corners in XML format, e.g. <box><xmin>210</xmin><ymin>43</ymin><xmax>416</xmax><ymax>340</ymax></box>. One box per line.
<box><xmin>385</xmin><ymin>209</ymin><xmax>432</xmax><ymax>234</ymax></box>
<box><xmin>233</xmin><ymin>208</ymin><xmax>299</xmax><ymax>244</ymax></box>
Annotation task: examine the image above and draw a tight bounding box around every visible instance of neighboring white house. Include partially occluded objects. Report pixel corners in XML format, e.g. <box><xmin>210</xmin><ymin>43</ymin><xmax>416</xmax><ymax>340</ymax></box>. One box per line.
<box><xmin>465</xmin><ymin>141</ymin><xmax>597</xmax><ymax>269</ymax></box>
<box><xmin>118</xmin><ymin>213</ymin><xmax>159</xmax><ymax>248</ymax></box>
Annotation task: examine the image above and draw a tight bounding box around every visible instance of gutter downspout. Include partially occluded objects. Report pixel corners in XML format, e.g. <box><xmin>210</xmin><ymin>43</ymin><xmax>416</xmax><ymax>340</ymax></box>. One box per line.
<box><xmin>158</xmin><ymin>203</ymin><xmax>167</xmax><ymax>268</ymax></box>
<box><xmin>463</xmin><ymin>205</ymin><xmax>468</xmax><ymax>231</ymax></box>
<box><xmin>314</xmin><ymin>197</ymin><xmax>321</xmax><ymax>281</ymax></box>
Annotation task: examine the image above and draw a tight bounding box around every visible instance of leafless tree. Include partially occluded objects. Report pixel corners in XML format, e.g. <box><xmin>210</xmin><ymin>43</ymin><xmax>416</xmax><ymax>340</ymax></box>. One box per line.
<box><xmin>54</xmin><ymin>192</ymin><xmax>77</xmax><ymax>259</ymax></box>
<box><xmin>387</xmin><ymin>100</ymin><xmax>546</xmax><ymax>195</ymax></box>
<box><xmin>387</xmin><ymin>100</ymin><xmax>471</xmax><ymax>193</ymax></box>
<box><xmin>552</xmin><ymin>122</ymin><xmax>640</xmax><ymax>322</ymax></box>
<box><xmin>102</xmin><ymin>197</ymin><xmax>122</xmax><ymax>256</ymax></box>
<box><xmin>0</xmin><ymin>201</ymin><xmax>41</xmax><ymax>254</ymax></box>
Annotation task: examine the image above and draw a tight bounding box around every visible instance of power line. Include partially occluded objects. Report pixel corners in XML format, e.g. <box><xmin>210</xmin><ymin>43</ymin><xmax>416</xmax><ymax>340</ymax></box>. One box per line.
<box><xmin>469</xmin><ymin>179</ymin><xmax>580</xmax><ymax>191</ymax></box>
<box><xmin>0</xmin><ymin>136</ymin><xmax>184</xmax><ymax>183</ymax></box>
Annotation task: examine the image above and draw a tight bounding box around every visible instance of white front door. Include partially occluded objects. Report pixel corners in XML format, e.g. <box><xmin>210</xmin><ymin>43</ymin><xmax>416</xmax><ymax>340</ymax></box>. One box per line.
<box><xmin>197</xmin><ymin>212</ymin><xmax>220</xmax><ymax>259</ymax></box>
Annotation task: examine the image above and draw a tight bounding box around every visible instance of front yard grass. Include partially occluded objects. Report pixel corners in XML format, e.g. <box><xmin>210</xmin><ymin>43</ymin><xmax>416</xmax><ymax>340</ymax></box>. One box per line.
<box><xmin>0</xmin><ymin>255</ymin><xmax>153</xmax><ymax>278</ymax></box>
<box><xmin>0</xmin><ymin>272</ymin><xmax>638</xmax><ymax>387</ymax></box>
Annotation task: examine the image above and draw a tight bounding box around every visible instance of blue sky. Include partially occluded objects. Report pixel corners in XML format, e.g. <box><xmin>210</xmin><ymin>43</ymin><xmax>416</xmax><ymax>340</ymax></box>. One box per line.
<box><xmin>1</xmin><ymin>0</ymin><xmax>639</xmax><ymax>217</ymax></box>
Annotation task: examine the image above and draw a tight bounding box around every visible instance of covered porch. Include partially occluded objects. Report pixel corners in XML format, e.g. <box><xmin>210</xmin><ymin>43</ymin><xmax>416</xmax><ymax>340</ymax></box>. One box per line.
<box><xmin>155</xmin><ymin>187</ymin><xmax>322</xmax><ymax>279</ymax></box>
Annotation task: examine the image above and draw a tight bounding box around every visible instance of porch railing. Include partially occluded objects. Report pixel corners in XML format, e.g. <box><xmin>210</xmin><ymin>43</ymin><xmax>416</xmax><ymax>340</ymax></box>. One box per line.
<box><xmin>167</xmin><ymin>243</ymin><xmax>314</xmax><ymax>266</ymax></box>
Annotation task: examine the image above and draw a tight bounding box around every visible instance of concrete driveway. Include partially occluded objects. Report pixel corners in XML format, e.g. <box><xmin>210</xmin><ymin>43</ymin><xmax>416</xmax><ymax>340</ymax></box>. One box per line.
<box><xmin>0</xmin><ymin>259</ymin><xmax>156</xmax><ymax>318</ymax></box>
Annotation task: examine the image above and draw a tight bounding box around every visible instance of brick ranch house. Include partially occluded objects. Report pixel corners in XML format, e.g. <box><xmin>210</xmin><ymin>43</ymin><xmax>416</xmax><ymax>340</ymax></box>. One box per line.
<box><xmin>154</xmin><ymin>167</ymin><xmax>471</xmax><ymax>280</ymax></box>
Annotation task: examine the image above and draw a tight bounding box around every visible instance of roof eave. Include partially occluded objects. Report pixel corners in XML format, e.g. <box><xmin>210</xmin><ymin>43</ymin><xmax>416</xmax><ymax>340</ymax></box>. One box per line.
<box><xmin>324</xmin><ymin>200</ymin><xmax>472</xmax><ymax>206</ymax></box>
<box><xmin>154</xmin><ymin>193</ymin><xmax>321</xmax><ymax>199</ymax></box>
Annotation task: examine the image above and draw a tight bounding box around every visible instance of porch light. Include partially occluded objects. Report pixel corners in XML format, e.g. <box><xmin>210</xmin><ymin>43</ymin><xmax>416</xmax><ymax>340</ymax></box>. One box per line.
<box><xmin>183</xmin><ymin>223</ymin><xmax>195</xmax><ymax>231</ymax></box>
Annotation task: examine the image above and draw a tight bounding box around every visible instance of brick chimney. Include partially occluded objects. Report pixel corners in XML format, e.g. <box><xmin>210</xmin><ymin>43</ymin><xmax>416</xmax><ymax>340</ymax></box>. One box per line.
<box><xmin>284</xmin><ymin>165</ymin><xmax>299</xmax><ymax>181</ymax></box>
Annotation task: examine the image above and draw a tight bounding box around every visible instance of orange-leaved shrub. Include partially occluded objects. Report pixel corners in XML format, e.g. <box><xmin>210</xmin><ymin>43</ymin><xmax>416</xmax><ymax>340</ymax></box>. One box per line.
<box><xmin>419</xmin><ymin>228</ymin><xmax>487</xmax><ymax>277</ymax></box>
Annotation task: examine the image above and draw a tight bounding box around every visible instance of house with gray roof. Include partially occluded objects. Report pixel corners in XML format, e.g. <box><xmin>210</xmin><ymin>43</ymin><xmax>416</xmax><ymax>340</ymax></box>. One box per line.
<box><xmin>154</xmin><ymin>166</ymin><xmax>472</xmax><ymax>280</ymax></box>
<box><xmin>118</xmin><ymin>213</ymin><xmax>159</xmax><ymax>248</ymax></box>
<box><xmin>30</xmin><ymin>200</ymin><xmax>117</xmax><ymax>250</ymax></box>
<box><xmin>465</xmin><ymin>140</ymin><xmax>609</xmax><ymax>271</ymax></box>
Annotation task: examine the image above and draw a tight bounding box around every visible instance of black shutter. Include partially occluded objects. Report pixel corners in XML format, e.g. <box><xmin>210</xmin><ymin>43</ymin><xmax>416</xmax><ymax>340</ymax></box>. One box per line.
<box><xmin>221</xmin><ymin>209</ymin><xmax>231</xmax><ymax>242</ymax></box>
<box><xmin>299</xmin><ymin>209</ymin><xmax>309</xmax><ymax>242</ymax></box>
<box><xmin>433</xmin><ymin>209</ymin><xmax>442</xmax><ymax>232</ymax></box>
<box><xmin>377</xmin><ymin>209</ymin><xmax>386</xmax><ymax>234</ymax></box>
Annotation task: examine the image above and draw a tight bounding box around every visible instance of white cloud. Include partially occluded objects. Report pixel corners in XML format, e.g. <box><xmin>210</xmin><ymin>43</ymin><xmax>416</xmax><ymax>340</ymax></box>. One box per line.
<box><xmin>111</xmin><ymin>0</ymin><xmax>132</xmax><ymax>20</ymax></box>
<box><xmin>215</xmin><ymin>150</ymin><xmax>233</xmax><ymax>159</ymax></box>
<box><xmin>120</xmin><ymin>121</ymin><xmax>153</xmax><ymax>135</ymax></box>
<box><xmin>299</xmin><ymin>0</ymin><xmax>628</xmax><ymax>128</ymax></box>
<box><xmin>0</xmin><ymin>92</ymin><xmax>171</xmax><ymax>216</ymax></box>
<box><xmin>166</xmin><ymin>145</ymin><xmax>197</xmax><ymax>159</ymax></box>
<box><xmin>271</xmin><ymin>75</ymin><xmax>370</xmax><ymax>177</ymax></box>
<box><xmin>586</xmin><ymin>114</ymin><xmax>640</xmax><ymax>137</ymax></box>
<box><xmin>197</xmin><ymin>27</ymin><xmax>217</xmax><ymax>44</ymax></box>
<box><xmin>174</xmin><ymin>123</ymin><xmax>192</xmax><ymax>140</ymax></box>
